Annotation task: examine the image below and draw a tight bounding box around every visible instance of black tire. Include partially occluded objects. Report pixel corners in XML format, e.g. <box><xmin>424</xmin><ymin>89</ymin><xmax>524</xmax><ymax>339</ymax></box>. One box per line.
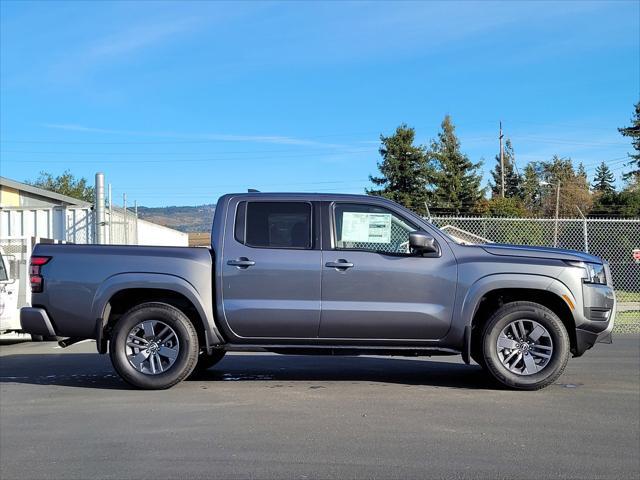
<box><xmin>30</xmin><ymin>334</ymin><xmax>44</xmax><ymax>342</ymax></box>
<box><xmin>189</xmin><ymin>350</ymin><xmax>226</xmax><ymax>377</ymax></box>
<box><xmin>109</xmin><ymin>302</ymin><xmax>199</xmax><ymax>390</ymax></box>
<box><xmin>481</xmin><ymin>301</ymin><xmax>570</xmax><ymax>390</ymax></box>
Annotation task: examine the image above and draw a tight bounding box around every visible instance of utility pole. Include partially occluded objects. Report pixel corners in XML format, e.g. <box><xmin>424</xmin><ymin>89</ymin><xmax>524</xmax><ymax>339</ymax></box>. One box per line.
<box><xmin>554</xmin><ymin>180</ymin><xmax>561</xmax><ymax>248</ymax></box>
<box><xmin>499</xmin><ymin>121</ymin><xmax>505</xmax><ymax>198</ymax></box>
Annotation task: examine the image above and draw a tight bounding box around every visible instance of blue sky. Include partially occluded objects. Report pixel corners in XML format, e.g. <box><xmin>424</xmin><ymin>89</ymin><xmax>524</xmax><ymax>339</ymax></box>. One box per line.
<box><xmin>1</xmin><ymin>0</ymin><xmax>638</xmax><ymax>207</ymax></box>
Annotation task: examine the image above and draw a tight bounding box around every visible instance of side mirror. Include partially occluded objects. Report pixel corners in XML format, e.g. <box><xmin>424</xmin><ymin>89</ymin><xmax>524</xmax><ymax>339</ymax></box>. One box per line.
<box><xmin>409</xmin><ymin>231</ymin><xmax>438</xmax><ymax>255</ymax></box>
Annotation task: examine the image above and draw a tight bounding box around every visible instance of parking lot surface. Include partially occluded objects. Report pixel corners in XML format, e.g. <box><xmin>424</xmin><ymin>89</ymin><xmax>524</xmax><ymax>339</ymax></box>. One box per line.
<box><xmin>1</xmin><ymin>335</ymin><xmax>639</xmax><ymax>480</ymax></box>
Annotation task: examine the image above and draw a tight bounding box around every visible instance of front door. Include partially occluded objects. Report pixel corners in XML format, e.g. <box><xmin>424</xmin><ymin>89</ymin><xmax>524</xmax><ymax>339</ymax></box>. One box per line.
<box><xmin>221</xmin><ymin>200</ymin><xmax>321</xmax><ymax>339</ymax></box>
<box><xmin>320</xmin><ymin>202</ymin><xmax>457</xmax><ymax>340</ymax></box>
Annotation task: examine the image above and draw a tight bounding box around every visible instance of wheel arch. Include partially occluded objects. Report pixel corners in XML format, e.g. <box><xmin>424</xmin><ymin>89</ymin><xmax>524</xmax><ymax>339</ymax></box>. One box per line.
<box><xmin>91</xmin><ymin>273</ymin><xmax>223</xmax><ymax>353</ymax></box>
<box><xmin>460</xmin><ymin>275</ymin><xmax>578</xmax><ymax>361</ymax></box>
<box><xmin>469</xmin><ymin>288</ymin><xmax>577</xmax><ymax>360</ymax></box>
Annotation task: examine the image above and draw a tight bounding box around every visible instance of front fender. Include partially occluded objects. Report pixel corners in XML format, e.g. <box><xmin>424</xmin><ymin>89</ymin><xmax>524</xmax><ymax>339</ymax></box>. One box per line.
<box><xmin>446</xmin><ymin>273</ymin><xmax>577</xmax><ymax>355</ymax></box>
<box><xmin>460</xmin><ymin>273</ymin><xmax>577</xmax><ymax>326</ymax></box>
<box><xmin>91</xmin><ymin>272</ymin><xmax>224</xmax><ymax>349</ymax></box>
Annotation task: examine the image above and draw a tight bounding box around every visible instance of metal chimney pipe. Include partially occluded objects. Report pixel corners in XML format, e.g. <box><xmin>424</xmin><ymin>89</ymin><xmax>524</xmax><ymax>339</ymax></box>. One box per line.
<box><xmin>95</xmin><ymin>172</ymin><xmax>105</xmax><ymax>244</ymax></box>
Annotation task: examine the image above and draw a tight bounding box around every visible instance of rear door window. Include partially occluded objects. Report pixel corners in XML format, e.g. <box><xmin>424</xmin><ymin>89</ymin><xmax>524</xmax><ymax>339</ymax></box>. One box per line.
<box><xmin>243</xmin><ymin>202</ymin><xmax>312</xmax><ymax>249</ymax></box>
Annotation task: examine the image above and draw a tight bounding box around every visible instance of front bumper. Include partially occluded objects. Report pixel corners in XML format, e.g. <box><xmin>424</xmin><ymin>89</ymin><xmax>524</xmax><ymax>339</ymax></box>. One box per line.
<box><xmin>20</xmin><ymin>307</ymin><xmax>57</xmax><ymax>337</ymax></box>
<box><xmin>574</xmin><ymin>283</ymin><xmax>616</xmax><ymax>356</ymax></box>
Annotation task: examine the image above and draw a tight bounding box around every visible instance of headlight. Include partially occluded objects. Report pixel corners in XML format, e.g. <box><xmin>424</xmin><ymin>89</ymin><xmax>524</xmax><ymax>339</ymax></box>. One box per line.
<box><xmin>567</xmin><ymin>261</ymin><xmax>607</xmax><ymax>284</ymax></box>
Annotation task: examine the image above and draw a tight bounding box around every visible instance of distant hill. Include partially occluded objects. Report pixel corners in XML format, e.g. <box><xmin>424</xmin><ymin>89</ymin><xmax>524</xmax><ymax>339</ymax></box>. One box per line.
<box><xmin>136</xmin><ymin>204</ymin><xmax>215</xmax><ymax>233</ymax></box>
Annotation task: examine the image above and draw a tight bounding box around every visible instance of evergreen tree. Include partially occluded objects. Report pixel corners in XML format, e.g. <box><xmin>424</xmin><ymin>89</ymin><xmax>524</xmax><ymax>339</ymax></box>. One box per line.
<box><xmin>591</xmin><ymin>162</ymin><xmax>615</xmax><ymax>194</ymax></box>
<box><xmin>427</xmin><ymin>115</ymin><xmax>484</xmax><ymax>215</ymax></box>
<box><xmin>489</xmin><ymin>139</ymin><xmax>522</xmax><ymax>198</ymax></box>
<box><xmin>522</xmin><ymin>162</ymin><xmax>542</xmax><ymax>214</ymax></box>
<box><xmin>367</xmin><ymin>124</ymin><xmax>432</xmax><ymax>215</ymax></box>
<box><xmin>618</xmin><ymin>101</ymin><xmax>640</xmax><ymax>182</ymax></box>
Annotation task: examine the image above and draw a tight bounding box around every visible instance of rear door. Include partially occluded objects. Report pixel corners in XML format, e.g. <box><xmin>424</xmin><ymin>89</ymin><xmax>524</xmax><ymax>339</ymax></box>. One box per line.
<box><xmin>320</xmin><ymin>202</ymin><xmax>457</xmax><ymax>340</ymax></box>
<box><xmin>221</xmin><ymin>199</ymin><xmax>322</xmax><ymax>339</ymax></box>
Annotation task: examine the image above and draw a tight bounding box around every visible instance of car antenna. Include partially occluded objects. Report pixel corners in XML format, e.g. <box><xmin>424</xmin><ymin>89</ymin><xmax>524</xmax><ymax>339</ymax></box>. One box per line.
<box><xmin>247</xmin><ymin>189</ymin><xmax>260</xmax><ymax>193</ymax></box>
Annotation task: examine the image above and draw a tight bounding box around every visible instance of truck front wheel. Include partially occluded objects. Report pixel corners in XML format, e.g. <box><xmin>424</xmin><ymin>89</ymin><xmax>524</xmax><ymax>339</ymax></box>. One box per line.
<box><xmin>481</xmin><ymin>301</ymin><xmax>570</xmax><ymax>390</ymax></box>
<box><xmin>109</xmin><ymin>302</ymin><xmax>199</xmax><ymax>389</ymax></box>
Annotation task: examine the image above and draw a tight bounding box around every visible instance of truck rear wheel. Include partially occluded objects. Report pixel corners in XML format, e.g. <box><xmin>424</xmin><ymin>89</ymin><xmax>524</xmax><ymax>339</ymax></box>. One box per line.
<box><xmin>109</xmin><ymin>302</ymin><xmax>199</xmax><ymax>390</ymax></box>
<box><xmin>481</xmin><ymin>301</ymin><xmax>570</xmax><ymax>390</ymax></box>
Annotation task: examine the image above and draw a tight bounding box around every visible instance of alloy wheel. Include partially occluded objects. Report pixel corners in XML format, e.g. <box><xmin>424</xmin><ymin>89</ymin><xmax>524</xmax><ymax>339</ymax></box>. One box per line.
<box><xmin>496</xmin><ymin>319</ymin><xmax>553</xmax><ymax>376</ymax></box>
<box><xmin>125</xmin><ymin>320</ymin><xmax>180</xmax><ymax>375</ymax></box>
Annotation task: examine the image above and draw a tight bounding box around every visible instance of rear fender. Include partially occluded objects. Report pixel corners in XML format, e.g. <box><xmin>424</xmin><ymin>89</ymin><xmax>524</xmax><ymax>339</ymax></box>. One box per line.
<box><xmin>91</xmin><ymin>273</ymin><xmax>224</xmax><ymax>351</ymax></box>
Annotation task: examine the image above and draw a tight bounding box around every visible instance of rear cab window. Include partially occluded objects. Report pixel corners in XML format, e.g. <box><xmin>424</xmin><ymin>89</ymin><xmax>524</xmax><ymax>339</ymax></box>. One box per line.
<box><xmin>236</xmin><ymin>201</ymin><xmax>312</xmax><ymax>249</ymax></box>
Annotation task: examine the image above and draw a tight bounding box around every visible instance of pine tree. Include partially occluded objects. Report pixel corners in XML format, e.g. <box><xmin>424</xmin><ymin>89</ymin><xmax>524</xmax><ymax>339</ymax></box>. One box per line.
<box><xmin>427</xmin><ymin>115</ymin><xmax>484</xmax><ymax>214</ymax></box>
<box><xmin>522</xmin><ymin>162</ymin><xmax>542</xmax><ymax>213</ymax></box>
<box><xmin>489</xmin><ymin>139</ymin><xmax>522</xmax><ymax>198</ymax></box>
<box><xmin>618</xmin><ymin>101</ymin><xmax>640</xmax><ymax>182</ymax></box>
<box><xmin>591</xmin><ymin>162</ymin><xmax>615</xmax><ymax>194</ymax></box>
<box><xmin>367</xmin><ymin>124</ymin><xmax>433</xmax><ymax>215</ymax></box>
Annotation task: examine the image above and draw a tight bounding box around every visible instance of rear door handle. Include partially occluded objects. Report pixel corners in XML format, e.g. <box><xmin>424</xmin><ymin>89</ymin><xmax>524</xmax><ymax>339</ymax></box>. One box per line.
<box><xmin>227</xmin><ymin>258</ymin><xmax>255</xmax><ymax>268</ymax></box>
<box><xmin>325</xmin><ymin>260</ymin><xmax>354</xmax><ymax>270</ymax></box>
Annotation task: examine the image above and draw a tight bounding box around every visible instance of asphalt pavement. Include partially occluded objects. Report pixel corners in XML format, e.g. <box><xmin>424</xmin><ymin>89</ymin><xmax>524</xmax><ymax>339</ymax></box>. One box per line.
<box><xmin>1</xmin><ymin>335</ymin><xmax>638</xmax><ymax>480</ymax></box>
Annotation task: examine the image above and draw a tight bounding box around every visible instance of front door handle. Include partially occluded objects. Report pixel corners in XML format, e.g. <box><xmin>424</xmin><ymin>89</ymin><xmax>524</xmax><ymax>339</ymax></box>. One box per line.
<box><xmin>325</xmin><ymin>259</ymin><xmax>354</xmax><ymax>270</ymax></box>
<box><xmin>227</xmin><ymin>258</ymin><xmax>255</xmax><ymax>269</ymax></box>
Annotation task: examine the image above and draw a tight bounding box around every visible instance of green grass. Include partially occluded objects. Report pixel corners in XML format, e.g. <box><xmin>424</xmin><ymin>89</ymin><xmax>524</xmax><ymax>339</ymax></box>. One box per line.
<box><xmin>616</xmin><ymin>291</ymin><xmax>640</xmax><ymax>303</ymax></box>
<box><xmin>616</xmin><ymin>311</ymin><xmax>640</xmax><ymax>324</ymax></box>
<box><xmin>614</xmin><ymin>311</ymin><xmax>640</xmax><ymax>334</ymax></box>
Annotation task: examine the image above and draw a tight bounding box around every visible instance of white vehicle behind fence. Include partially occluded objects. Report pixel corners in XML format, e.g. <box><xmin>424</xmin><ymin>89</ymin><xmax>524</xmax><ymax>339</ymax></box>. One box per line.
<box><xmin>0</xmin><ymin>247</ymin><xmax>19</xmax><ymax>334</ymax></box>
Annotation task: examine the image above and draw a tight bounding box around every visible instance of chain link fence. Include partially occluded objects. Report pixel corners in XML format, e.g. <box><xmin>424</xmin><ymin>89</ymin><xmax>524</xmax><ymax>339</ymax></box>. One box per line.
<box><xmin>431</xmin><ymin>216</ymin><xmax>640</xmax><ymax>303</ymax></box>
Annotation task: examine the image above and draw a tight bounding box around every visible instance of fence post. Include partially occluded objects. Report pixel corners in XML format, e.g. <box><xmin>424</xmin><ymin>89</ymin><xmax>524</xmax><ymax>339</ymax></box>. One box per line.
<box><xmin>134</xmin><ymin>200</ymin><xmax>139</xmax><ymax>245</ymax></box>
<box><xmin>576</xmin><ymin>206</ymin><xmax>589</xmax><ymax>253</ymax></box>
<box><xmin>123</xmin><ymin>193</ymin><xmax>128</xmax><ymax>245</ymax></box>
<box><xmin>108</xmin><ymin>184</ymin><xmax>112</xmax><ymax>244</ymax></box>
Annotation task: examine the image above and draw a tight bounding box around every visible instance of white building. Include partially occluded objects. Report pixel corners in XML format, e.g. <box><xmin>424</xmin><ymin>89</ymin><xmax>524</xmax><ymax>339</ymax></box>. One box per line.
<box><xmin>0</xmin><ymin>176</ymin><xmax>188</xmax><ymax>332</ymax></box>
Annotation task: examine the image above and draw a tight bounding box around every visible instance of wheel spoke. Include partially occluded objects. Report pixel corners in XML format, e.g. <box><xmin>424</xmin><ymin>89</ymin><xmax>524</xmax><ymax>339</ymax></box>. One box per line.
<box><xmin>503</xmin><ymin>349</ymin><xmax>519</xmax><ymax>365</ymax></box>
<box><xmin>156</xmin><ymin>325</ymin><xmax>170</xmax><ymax>341</ymax></box>
<box><xmin>530</xmin><ymin>350</ymin><xmax>551</xmax><ymax>359</ymax></box>
<box><xmin>510</xmin><ymin>323</ymin><xmax>521</xmax><ymax>340</ymax></box>
<box><xmin>523</xmin><ymin>352</ymin><xmax>538</xmax><ymax>374</ymax></box>
<box><xmin>528</xmin><ymin>325</ymin><xmax>545</xmax><ymax>342</ymax></box>
<box><xmin>130</xmin><ymin>350</ymin><xmax>150</xmax><ymax>370</ymax></box>
<box><xmin>517</xmin><ymin>320</ymin><xmax>527</xmax><ymax>340</ymax></box>
<box><xmin>127</xmin><ymin>341</ymin><xmax>146</xmax><ymax>349</ymax></box>
<box><xmin>127</xmin><ymin>334</ymin><xmax>148</xmax><ymax>345</ymax></box>
<box><xmin>149</xmin><ymin>352</ymin><xmax>157</xmax><ymax>374</ymax></box>
<box><xmin>497</xmin><ymin>334</ymin><xmax>518</xmax><ymax>350</ymax></box>
<box><xmin>142</xmin><ymin>321</ymin><xmax>156</xmax><ymax>339</ymax></box>
<box><xmin>154</xmin><ymin>354</ymin><xmax>164</xmax><ymax>373</ymax></box>
<box><xmin>159</xmin><ymin>346</ymin><xmax>178</xmax><ymax>360</ymax></box>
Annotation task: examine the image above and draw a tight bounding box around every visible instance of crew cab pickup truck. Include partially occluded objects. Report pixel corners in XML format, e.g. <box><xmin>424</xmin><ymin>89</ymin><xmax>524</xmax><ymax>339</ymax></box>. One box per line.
<box><xmin>20</xmin><ymin>193</ymin><xmax>616</xmax><ymax>390</ymax></box>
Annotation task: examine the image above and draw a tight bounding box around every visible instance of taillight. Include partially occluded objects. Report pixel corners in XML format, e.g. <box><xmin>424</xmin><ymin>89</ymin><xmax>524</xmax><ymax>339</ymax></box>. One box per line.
<box><xmin>30</xmin><ymin>256</ymin><xmax>51</xmax><ymax>293</ymax></box>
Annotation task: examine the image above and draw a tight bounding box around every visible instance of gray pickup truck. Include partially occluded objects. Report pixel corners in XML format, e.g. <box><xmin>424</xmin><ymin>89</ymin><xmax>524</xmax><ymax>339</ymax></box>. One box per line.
<box><xmin>20</xmin><ymin>193</ymin><xmax>616</xmax><ymax>390</ymax></box>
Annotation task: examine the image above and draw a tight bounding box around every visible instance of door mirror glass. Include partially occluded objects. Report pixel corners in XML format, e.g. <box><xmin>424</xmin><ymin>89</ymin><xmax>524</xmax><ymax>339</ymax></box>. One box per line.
<box><xmin>409</xmin><ymin>231</ymin><xmax>438</xmax><ymax>255</ymax></box>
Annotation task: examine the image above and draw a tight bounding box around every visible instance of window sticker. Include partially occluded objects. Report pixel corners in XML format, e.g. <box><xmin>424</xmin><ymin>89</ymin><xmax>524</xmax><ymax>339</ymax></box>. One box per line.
<box><xmin>341</xmin><ymin>212</ymin><xmax>392</xmax><ymax>244</ymax></box>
